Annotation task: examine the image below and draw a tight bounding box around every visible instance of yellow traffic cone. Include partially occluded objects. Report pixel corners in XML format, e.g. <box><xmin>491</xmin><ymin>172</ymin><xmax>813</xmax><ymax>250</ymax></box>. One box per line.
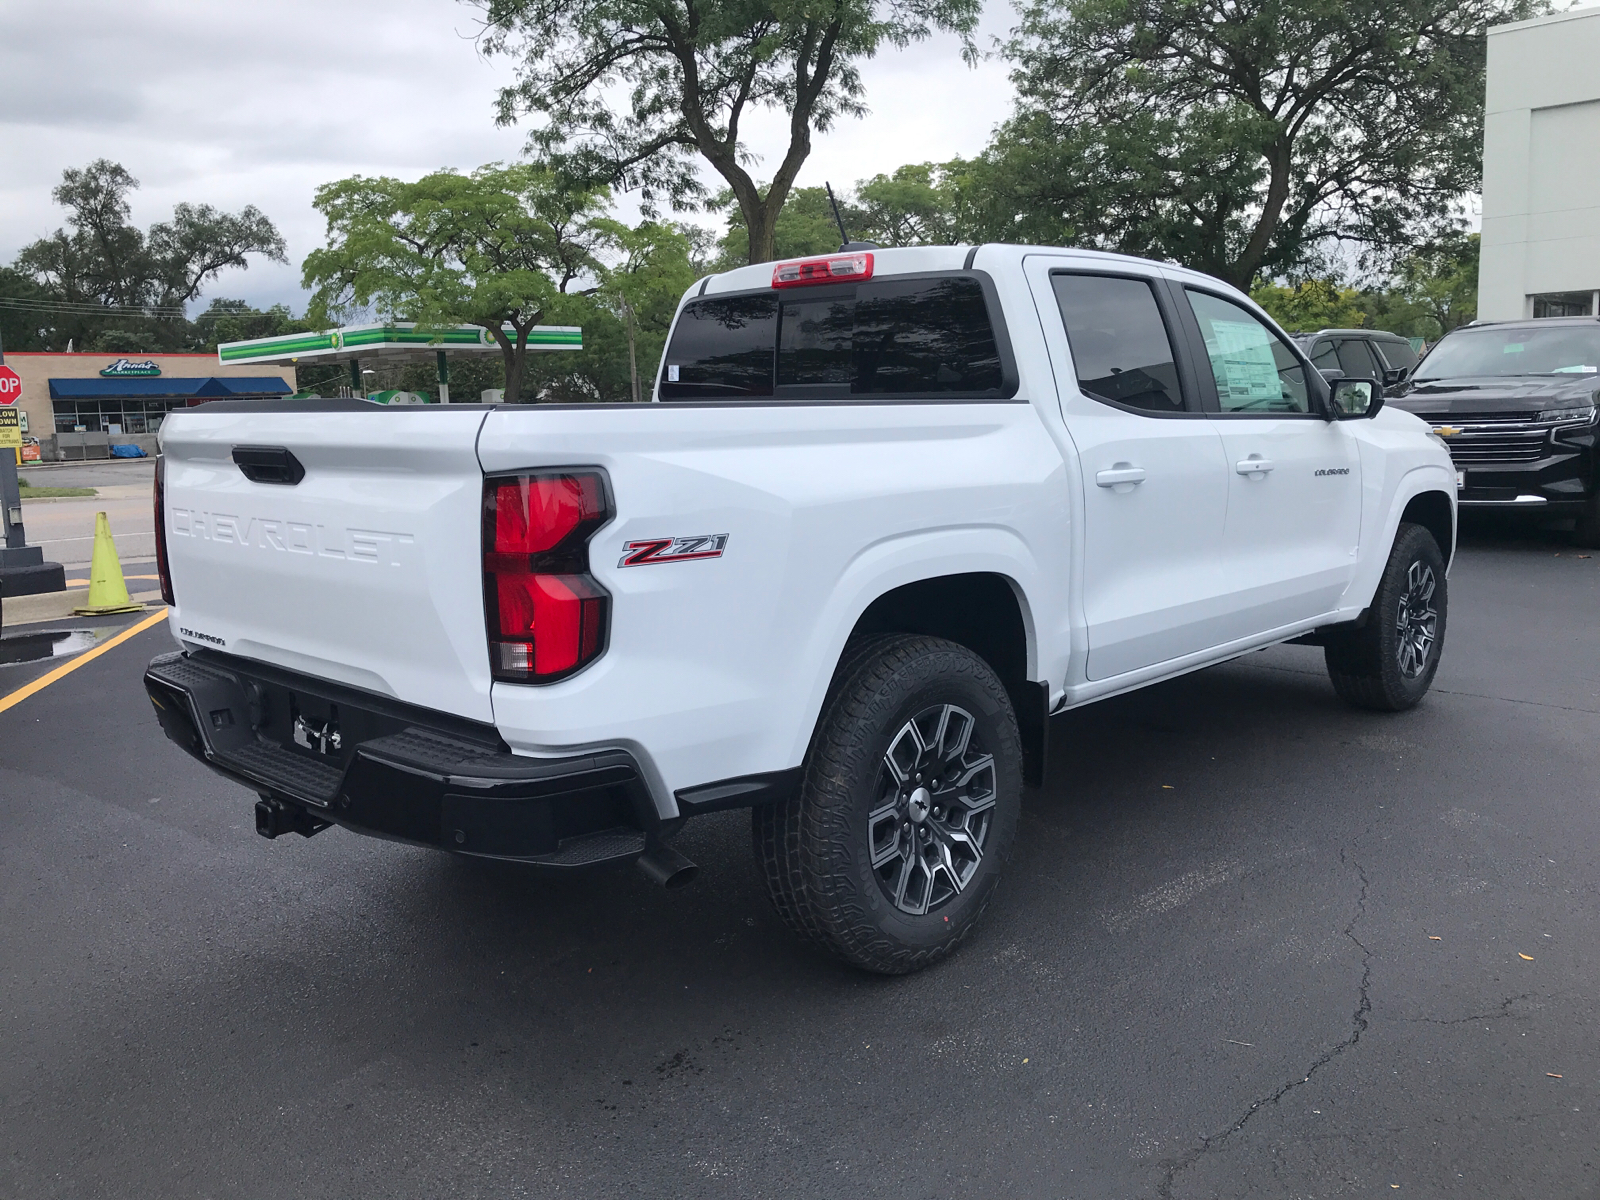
<box><xmin>73</xmin><ymin>511</ymin><xmax>146</xmax><ymax>615</ymax></box>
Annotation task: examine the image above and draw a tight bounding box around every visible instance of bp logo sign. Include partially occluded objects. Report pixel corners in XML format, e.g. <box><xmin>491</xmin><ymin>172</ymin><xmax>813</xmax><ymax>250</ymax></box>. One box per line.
<box><xmin>100</xmin><ymin>358</ymin><xmax>161</xmax><ymax>377</ymax></box>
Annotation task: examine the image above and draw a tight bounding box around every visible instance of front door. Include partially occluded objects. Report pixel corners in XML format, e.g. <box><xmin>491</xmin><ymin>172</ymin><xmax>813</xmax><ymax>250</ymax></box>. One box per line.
<box><xmin>1177</xmin><ymin>286</ymin><xmax>1364</xmax><ymax>634</ymax></box>
<box><xmin>1030</xmin><ymin>261</ymin><xmax>1234</xmax><ymax>680</ymax></box>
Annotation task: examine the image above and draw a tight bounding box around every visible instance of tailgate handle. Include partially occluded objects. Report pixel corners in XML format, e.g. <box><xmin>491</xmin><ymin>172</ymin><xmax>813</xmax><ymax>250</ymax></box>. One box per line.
<box><xmin>233</xmin><ymin>446</ymin><xmax>305</xmax><ymax>485</ymax></box>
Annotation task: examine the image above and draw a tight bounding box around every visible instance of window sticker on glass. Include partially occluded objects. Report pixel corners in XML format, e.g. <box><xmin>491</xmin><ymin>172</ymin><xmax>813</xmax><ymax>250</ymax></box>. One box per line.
<box><xmin>667</xmin><ymin>364</ymin><xmax>680</xmax><ymax>381</ymax></box>
<box><xmin>1503</xmin><ymin>343</ymin><xmax>1524</xmax><ymax>354</ymax></box>
<box><xmin>1552</xmin><ymin>364</ymin><xmax>1598</xmax><ymax>373</ymax></box>
<box><xmin>1206</xmin><ymin>319</ymin><xmax>1281</xmax><ymax>403</ymax></box>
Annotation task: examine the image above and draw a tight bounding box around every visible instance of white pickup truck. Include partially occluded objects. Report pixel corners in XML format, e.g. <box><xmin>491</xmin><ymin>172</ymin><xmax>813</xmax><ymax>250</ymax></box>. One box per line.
<box><xmin>145</xmin><ymin>244</ymin><xmax>1455</xmax><ymax>973</ymax></box>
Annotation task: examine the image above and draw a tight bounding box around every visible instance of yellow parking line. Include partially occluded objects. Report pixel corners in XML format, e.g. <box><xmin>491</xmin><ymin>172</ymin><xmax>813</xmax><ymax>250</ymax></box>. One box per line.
<box><xmin>0</xmin><ymin>609</ymin><xmax>169</xmax><ymax>715</ymax></box>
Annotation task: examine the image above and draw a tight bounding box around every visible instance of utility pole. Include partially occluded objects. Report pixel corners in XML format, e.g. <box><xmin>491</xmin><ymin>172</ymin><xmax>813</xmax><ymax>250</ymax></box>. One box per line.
<box><xmin>621</xmin><ymin>298</ymin><xmax>641</xmax><ymax>403</ymax></box>
<box><xmin>0</xmin><ymin>330</ymin><xmax>67</xmax><ymax>601</ymax></box>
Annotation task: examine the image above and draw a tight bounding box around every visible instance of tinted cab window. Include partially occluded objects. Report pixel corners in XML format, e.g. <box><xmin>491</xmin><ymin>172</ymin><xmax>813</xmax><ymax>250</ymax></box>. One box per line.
<box><xmin>1335</xmin><ymin>339</ymin><xmax>1381</xmax><ymax>379</ymax></box>
<box><xmin>1306</xmin><ymin>340</ymin><xmax>1339</xmax><ymax>373</ymax></box>
<box><xmin>662</xmin><ymin>295</ymin><xmax>778</xmax><ymax>397</ymax></box>
<box><xmin>1051</xmin><ymin>273</ymin><xmax>1186</xmax><ymax>413</ymax></box>
<box><xmin>1374</xmin><ymin>338</ymin><xmax>1418</xmax><ymax>373</ymax></box>
<box><xmin>660</xmin><ymin>275</ymin><xmax>1007</xmax><ymax>400</ymax></box>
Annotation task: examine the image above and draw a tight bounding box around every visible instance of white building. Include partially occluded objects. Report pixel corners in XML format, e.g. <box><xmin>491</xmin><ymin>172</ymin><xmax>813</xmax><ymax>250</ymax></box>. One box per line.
<box><xmin>1479</xmin><ymin>5</ymin><xmax>1600</xmax><ymax>322</ymax></box>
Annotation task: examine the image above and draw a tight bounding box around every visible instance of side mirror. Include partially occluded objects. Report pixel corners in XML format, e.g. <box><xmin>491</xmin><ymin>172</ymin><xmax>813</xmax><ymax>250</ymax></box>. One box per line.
<box><xmin>1328</xmin><ymin>376</ymin><xmax>1384</xmax><ymax>420</ymax></box>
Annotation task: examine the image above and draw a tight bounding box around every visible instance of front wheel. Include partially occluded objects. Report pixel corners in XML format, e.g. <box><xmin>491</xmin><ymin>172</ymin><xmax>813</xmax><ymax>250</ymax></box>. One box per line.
<box><xmin>1324</xmin><ymin>522</ymin><xmax>1447</xmax><ymax>712</ymax></box>
<box><xmin>752</xmin><ymin>635</ymin><xmax>1022</xmax><ymax>974</ymax></box>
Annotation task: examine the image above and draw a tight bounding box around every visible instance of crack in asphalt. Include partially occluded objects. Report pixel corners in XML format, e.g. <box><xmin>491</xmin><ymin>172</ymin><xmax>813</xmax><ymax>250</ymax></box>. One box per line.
<box><xmin>1154</xmin><ymin>849</ymin><xmax>1373</xmax><ymax>1199</ymax></box>
<box><xmin>1401</xmin><ymin>993</ymin><xmax>1537</xmax><ymax>1026</ymax></box>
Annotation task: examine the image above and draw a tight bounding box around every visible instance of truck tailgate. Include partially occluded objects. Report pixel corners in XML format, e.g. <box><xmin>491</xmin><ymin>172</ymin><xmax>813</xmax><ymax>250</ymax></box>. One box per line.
<box><xmin>160</xmin><ymin>406</ymin><xmax>495</xmax><ymax>722</ymax></box>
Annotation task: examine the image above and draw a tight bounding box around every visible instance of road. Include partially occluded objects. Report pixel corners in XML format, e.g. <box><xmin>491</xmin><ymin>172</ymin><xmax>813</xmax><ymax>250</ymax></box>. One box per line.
<box><xmin>2</xmin><ymin>519</ymin><xmax>1597</xmax><ymax>1199</ymax></box>
<box><xmin>18</xmin><ymin>458</ymin><xmax>155</xmax><ymax>570</ymax></box>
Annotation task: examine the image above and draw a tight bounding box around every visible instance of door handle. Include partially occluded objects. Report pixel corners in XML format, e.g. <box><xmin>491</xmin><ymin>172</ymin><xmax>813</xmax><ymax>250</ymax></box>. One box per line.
<box><xmin>1235</xmin><ymin>456</ymin><xmax>1275</xmax><ymax>476</ymax></box>
<box><xmin>1095</xmin><ymin>465</ymin><xmax>1147</xmax><ymax>488</ymax></box>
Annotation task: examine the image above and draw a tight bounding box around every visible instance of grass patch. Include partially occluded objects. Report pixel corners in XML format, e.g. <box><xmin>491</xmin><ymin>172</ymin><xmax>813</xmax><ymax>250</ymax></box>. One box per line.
<box><xmin>17</xmin><ymin>480</ymin><xmax>97</xmax><ymax>498</ymax></box>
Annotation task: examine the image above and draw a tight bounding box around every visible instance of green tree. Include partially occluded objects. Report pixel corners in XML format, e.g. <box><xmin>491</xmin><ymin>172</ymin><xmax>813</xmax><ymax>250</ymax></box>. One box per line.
<box><xmin>148</xmin><ymin>204</ymin><xmax>289</xmax><ymax>309</ymax></box>
<box><xmin>519</xmin><ymin>292</ymin><xmax>634</xmax><ymax>402</ymax></box>
<box><xmin>713</xmin><ymin>185</ymin><xmax>865</xmax><ymax>268</ymax></box>
<box><xmin>0</xmin><ymin>266</ymin><xmax>57</xmax><ymax>351</ymax></box>
<box><xmin>597</xmin><ymin>221</ymin><xmax>702</xmax><ymax>400</ymax></box>
<box><xmin>20</xmin><ymin>161</ymin><xmax>149</xmax><ymax>308</ymax></box>
<box><xmin>854</xmin><ymin>162</ymin><xmax>966</xmax><ymax>246</ymax></box>
<box><xmin>1390</xmin><ymin>231</ymin><xmax>1479</xmax><ymax>338</ymax></box>
<box><xmin>303</xmin><ymin>163</ymin><xmax>612</xmax><ymax>403</ymax></box>
<box><xmin>196</xmin><ymin>298</ymin><xmax>312</xmax><ymax>350</ymax></box>
<box><xmin>11</xmin><ymin>160</ymin><xmax>286</xmax><ymax>352</ymax></box>
<box><xmin>985</xmin><ymin>0</ymin><xmax>1540</xmax><ymax>288</ymax></box>
<box><xmin>1249</xmin><ymin>278</ymin><xmax>1367</xmax><ymax>332</ymax></box>
<box><xmin>475</xmin><ymin>0</ymin><xmax>980</xmax><ymax>265</ymax></box>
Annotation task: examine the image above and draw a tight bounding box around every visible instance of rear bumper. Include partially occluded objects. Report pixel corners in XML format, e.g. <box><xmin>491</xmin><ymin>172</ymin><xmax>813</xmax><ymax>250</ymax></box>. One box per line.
<box><xmin>144</xmin><ymin>650</ymin><xmax>670</xmax><ymax>868</ymax></box>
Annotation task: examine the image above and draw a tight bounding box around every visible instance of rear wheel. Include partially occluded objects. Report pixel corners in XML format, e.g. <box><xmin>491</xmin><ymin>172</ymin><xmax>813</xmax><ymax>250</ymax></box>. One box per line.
<box><xmin>1325</xmin><ymin>522</ymin><xmax>1447</xmax><ymax>712</ymax></box>
<box><xmin>752</xmin><ymin>635</ymin><xmax>1022</xmax><ymax>974</ymax></box>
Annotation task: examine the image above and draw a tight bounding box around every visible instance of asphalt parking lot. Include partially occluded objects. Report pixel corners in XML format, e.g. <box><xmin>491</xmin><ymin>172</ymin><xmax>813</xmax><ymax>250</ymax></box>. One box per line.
<box><xmin>18</xmin><ymin>458</ymin><xmax>156</xmax><ymax>570</ymax></box>
<box><xmin>3</xmin><ymin>519</ymin><xmax>1597</xmax><ymax>1199</ymax></box>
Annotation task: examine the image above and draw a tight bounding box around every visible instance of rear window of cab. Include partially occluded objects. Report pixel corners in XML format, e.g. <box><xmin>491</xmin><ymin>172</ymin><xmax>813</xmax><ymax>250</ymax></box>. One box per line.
<box><xmin>659</xmin><ymin>273</ymin><xmax>1014</xmax><ymax>401</ymax></box>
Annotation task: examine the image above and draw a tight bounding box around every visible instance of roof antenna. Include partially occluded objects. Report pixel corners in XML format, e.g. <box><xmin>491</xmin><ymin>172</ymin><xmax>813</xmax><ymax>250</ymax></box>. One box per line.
<box><xmin>826</xmin><ymin>182</ymin><xmax>877</xmax><ymax>253</ymax></box>
<box><xmin>825</xmin><ymin>182</ymin><xmax>851</xmax><ymax>250</ymax></box>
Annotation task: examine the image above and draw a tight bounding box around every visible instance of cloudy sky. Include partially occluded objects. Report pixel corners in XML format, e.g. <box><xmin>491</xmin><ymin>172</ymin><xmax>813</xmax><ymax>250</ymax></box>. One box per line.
<box><xmin>0</xmin><ymin>0</ymin><xmax>1016</xmax><ymax>316</ymax></box>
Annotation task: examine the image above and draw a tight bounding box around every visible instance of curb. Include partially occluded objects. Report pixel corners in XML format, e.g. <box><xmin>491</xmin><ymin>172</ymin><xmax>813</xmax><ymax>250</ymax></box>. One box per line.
<box><xmin>2</xmin><ymin>589</ymin><xmax>165</xmax><ymax>628</ymax></box>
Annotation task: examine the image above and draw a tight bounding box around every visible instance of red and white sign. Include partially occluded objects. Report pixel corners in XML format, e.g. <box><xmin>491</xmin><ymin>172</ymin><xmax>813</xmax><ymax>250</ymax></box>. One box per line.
<box><xmin>0</xmin><ymin>365</ymin><xmax>21</xmax><ymax>405</ymax></box>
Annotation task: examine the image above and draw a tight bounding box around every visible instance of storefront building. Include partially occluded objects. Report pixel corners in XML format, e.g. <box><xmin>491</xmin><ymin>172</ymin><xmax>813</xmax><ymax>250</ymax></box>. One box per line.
<box><xmin>1479</xmin><ymin>6</ymin><xmax>1600</xmax><ymax>321</ymax></box>
<box><xmin>5</xmin><ymin>353</ymin><xmax>294</xmax><ymax>460</ymax></box>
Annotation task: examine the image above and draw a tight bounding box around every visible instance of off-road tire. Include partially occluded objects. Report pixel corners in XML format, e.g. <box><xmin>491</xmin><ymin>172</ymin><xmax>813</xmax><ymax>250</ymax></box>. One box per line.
<box><xmin>1325</xmin><ymin>522</ymin><xmax>1447</xmax><ymax>712</ymax></box>
<box><xmin>752</xmin><ymin>635</ymin><xmax>1023</xmax><ymax>974</ymax></box>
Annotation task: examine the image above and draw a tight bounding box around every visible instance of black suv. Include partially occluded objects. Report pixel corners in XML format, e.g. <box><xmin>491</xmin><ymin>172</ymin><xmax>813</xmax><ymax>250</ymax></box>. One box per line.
<box><xmin>1292</xmin><ymin>329</ymin><xmax>1421</xmax><ymax>393</ymax></box>
<box><xmin>1388</xmin><ymin>318</ymin><xmax>1600</xmax><ymax>545</ymax></box>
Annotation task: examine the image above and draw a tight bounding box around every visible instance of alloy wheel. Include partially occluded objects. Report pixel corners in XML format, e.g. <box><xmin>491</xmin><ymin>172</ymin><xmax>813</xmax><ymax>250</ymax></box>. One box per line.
<box><xmin>867</xmin><ymin>703</ymin><xmax>997</xmax><ymax>915</ymax></box>
<box><xmin>1395</xmin><ymin>560</ymin><xmax>1438</xmax><ymax>678</ymax></box>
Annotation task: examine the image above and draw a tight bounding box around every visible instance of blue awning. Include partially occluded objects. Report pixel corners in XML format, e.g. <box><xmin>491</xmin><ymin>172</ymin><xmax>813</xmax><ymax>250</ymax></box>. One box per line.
<box><xmin>49</xmin><ymin>376</ymin><xmax>292</xmax><ymax>400</ymax></box>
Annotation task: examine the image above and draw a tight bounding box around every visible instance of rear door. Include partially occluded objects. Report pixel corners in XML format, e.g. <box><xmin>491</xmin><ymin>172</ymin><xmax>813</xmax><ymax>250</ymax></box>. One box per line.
<box><xmin>1172</xmin><ymin>284</ymin><xmax>1363</xmax><ymax>634</ymax></box>
<box><xmin>159</xmin><ymin>405</ymin><xmax>496</xmax><ymax>721</ymax></box>
<box><xmin>1027</xmin><ymin>258</ymin><xmax>1233</xmax><ymax>680</ymax></box>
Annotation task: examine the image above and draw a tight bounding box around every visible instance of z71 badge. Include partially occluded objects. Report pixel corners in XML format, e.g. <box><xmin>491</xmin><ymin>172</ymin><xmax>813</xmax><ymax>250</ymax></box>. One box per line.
<box><xmin>619</xmin><ymin>534</ymin><xmax>729</xmax><ymax>567</ymax></box>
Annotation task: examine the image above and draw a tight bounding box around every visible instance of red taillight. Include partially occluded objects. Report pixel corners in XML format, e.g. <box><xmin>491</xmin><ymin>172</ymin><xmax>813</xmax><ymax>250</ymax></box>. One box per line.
<box><xmin>482</xmin><ymin>471</ymin><xmax>612</xmax><ymax>683</ymax></box>
<box><xmin>771</xmin><ymin>251</ymin><xmax>873</xmax><ymax>288</ymax></box>
<box><xmin>154</xmin><ymin>454</ymin><xmax>174</xmax><ymax>605</ymax></box>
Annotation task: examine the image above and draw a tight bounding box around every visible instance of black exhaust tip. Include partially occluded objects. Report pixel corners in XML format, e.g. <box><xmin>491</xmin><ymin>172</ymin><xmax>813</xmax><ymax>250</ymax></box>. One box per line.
<box><xmin>636</xmin><ymin>844</ymin><xmax>698</xmax><ymax>888</ymax></box>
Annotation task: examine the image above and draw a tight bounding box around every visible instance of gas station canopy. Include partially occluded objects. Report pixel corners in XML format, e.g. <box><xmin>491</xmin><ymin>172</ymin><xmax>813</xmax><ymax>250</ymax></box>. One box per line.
<box><xmin>217</xmin><ymin>321</ymin><xmax>582</xmax><ymax>367</ymax></box>
<box><xmin>215</xmin><ymin>321</ymin><xmax>582</xmax><ymax>403</ymax></box>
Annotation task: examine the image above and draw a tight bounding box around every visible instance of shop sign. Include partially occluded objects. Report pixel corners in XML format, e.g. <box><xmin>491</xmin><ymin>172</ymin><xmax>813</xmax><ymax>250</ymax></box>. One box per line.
<box><xmin>100</xmin><ymin>358</ymin><xmax>162</xmax><ymax>377</ymax></box>
<box><xmin>0</xmin><ymin>407</ymin><xmax>21</xmax><ymax>450</ymax></box>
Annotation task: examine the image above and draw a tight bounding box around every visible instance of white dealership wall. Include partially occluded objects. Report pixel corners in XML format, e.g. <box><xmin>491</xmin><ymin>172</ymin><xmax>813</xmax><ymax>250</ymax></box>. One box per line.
<box><xmin>1479</xmin><ymin>5</ymin><xmax>1600</xmax><ymax>322</ymax></box>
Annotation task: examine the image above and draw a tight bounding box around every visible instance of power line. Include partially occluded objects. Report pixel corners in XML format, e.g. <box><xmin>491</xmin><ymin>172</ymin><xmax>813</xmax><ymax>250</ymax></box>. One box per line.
<box><xmin>0</xmin><ymin>296</ymin><xmax>188</xmax><ymax>318</ymax></box>
<box><xmin>0</xmin><ymin>297</ymin><xmax>286</xmax><ymax>320</ymax></box>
